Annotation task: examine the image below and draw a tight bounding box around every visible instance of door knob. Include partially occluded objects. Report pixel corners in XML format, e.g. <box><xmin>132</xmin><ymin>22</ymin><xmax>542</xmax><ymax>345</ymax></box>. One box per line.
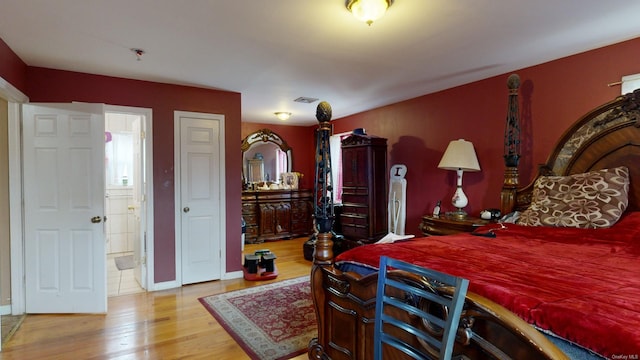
<box><xmin>91</xmin><ymin>216</ymin><xmax>102</xmax><ymax>223</ymax></box>
<box><xmin>183</xmin><ymin>207</ymin><xmax>190</xmax><ymax>213</ymax></box>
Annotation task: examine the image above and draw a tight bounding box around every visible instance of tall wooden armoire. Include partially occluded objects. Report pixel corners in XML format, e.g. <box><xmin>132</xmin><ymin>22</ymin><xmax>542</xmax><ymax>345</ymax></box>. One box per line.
<box><xmin>340</xmin><ymin>133</ymin><xmax>388</xmax><ymax>244</ymax></box>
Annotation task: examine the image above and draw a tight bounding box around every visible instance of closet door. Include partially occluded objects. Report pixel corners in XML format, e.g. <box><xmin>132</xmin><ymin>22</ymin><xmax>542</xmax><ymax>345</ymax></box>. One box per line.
<box><xmin>176</xmin><ymin>111</ymin><xmax>224</xmax><ymax>285</ymax></box>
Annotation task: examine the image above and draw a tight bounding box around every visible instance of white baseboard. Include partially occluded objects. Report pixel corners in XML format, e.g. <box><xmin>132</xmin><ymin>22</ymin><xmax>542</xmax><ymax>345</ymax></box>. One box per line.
<box><xmin>149</xmin><ymin>280</ymin><xmax>180</xmax><ymax>292</ymax></box>
<box><xmin>223</xmin><ymin>270</ymin><xmax>243</xmax><ymax>280</ymax></box>
<box><xmin>0</xmin><ymin>304</ymin><xmax>11</xmax><ymax>315</ymax></box>
<box><xmin>150</xmin><ymin>271</ymin><xmax>243</xmax><ymax>290</ymax></box>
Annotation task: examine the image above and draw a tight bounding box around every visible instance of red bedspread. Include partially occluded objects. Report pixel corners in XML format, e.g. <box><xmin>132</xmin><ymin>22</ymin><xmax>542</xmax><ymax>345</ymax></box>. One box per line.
<box><xmin>335</xmin><ymin>213</ymin><xmax>640</xmax><ymax>358</ymax></box>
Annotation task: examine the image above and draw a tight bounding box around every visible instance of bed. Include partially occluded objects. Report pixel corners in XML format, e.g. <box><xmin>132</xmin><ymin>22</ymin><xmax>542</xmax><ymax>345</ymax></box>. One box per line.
<box><xmin>308</xmin><ymin>88</ymin><xmax>640</xmax><ymax>359</ymax></box>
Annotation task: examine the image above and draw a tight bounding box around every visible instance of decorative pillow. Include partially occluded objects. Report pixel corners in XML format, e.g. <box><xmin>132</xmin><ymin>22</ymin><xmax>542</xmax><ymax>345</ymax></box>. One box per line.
<box><xmin>516</xmin><ymin>166</ymin><xmax>629</xmax><ymax>228</ymax></box>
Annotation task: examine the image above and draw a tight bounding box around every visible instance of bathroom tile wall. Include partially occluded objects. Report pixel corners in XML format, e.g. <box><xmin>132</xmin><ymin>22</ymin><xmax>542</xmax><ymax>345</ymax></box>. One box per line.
<box><xmin>105</xmin><ymin>187</ymin><xmax>134</xmax><ymax>254</ymax></box>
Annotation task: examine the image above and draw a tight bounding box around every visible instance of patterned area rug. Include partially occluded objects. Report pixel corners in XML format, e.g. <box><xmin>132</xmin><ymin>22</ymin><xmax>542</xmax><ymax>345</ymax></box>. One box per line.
<box><xmin>199</xmin><ymin>276</ymin><xmax>315</xmax><ymax>360</ymax></box>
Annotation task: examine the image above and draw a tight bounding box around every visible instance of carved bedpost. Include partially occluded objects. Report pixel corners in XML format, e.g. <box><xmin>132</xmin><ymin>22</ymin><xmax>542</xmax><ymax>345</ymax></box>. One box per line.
<box><xmin>501</xmin><ymin>74</ymin><xmax>521</xmax><ymax>214</ymax></box>
<box><xmin>312</xmin><ymin>101</ymin><xmax>335</xmax><ymax>265</ymax></box>
<box><xmin>309</xmin><ymin>101</ymin><xmax>334</xmax><ymax>360</ymax></box>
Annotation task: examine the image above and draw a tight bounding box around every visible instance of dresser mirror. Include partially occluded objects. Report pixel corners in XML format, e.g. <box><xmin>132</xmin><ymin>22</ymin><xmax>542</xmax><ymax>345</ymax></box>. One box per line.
<box><xmin>241</xmin><ymin>129</ymin><xmax>292</xmax><ymax>187</ymax></box>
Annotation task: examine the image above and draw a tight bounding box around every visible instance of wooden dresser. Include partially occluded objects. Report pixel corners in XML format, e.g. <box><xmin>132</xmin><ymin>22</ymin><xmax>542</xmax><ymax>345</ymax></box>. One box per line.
<box><xmin>242</xmin><ymin>189</ymin><xmax>313</xmax><ymax>243</ymax></box>
<box><xmin>340</xmin><ymin>133</ymin><xmax>388</xmax><ymax>244</ymax></box>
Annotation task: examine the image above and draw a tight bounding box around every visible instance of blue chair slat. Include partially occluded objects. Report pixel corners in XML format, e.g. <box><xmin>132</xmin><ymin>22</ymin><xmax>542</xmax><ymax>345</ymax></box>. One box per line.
<box><xmin>373</xmin><ymin>256</ymin><xmax>469</xmax><ymax>360</ymax></box>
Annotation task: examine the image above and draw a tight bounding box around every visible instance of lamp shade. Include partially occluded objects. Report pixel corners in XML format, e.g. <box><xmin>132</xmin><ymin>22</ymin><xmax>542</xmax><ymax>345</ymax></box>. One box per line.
<box><xmin>437</xmin><ymin>139</ymin><xmax>480</xmax><ymax>171</ymax></box>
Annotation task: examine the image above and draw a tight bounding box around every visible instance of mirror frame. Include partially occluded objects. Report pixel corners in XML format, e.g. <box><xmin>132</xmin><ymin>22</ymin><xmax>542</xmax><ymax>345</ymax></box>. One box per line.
<box><xmin>241</xmin><ymin>129</ymin><xmax>292</xmax><ymax>185</ymax></box>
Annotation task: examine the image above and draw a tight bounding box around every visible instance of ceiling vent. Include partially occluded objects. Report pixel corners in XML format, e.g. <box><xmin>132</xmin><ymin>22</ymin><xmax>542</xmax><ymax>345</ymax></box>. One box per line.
<box><xmin>294</xmin><ymin>97</ymin><xmax>319</xmax><ymax>104</ymax></box>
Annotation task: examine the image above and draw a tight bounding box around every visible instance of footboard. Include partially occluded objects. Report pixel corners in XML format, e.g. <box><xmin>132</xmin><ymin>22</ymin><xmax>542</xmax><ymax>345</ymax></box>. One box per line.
<box><xmin>308</xmin><ymin>264</ymin><xmax>569</xmax><ymax>360</ymax></box>
<box><xmin>309</xmin><ymin>265</ymin><xmax>377</xmax><ymax>360</ymax></box>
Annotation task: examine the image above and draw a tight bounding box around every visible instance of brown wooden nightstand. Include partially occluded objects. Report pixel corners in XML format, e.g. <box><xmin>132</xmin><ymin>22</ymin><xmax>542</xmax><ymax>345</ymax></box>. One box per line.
<box><xmin>419</xmin><ymin>214</ymin><xmax>490</xmax><ymax>236</ymax></box>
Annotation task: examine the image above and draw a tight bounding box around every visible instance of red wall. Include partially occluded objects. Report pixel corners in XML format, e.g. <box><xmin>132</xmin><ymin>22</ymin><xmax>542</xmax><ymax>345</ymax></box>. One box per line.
<box><xmin>329</xmin><ymin>37</ymin><xmax>640</xmax><ymax>235</ymax></box>
<box><xmin>25</xmin><ymin>67</ymin><xmax>243</xmax><ymax>282</ymax></box>
<box><xmin>241</xmin><ymin>123</ymin><xmax>316</xmax><ymax>189</ymax></box>
<box><xmin>0</xmin><ymin>37</ymin><xmax>28</xmax><ymax>93</ymax></box>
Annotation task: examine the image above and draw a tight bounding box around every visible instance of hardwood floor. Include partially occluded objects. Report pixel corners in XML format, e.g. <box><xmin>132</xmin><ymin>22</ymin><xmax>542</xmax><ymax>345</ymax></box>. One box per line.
<box><xmin>0</xmin><ymin>237</ymin><xmax>313</xmax><ymax>359</ymax></box>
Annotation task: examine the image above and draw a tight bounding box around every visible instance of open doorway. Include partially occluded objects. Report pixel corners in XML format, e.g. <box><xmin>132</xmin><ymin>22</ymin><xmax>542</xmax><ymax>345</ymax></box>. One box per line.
<box><xmin>105</xmin><ymin>110</ymin><xmax>147</xmax><ymax>296</ymax></box>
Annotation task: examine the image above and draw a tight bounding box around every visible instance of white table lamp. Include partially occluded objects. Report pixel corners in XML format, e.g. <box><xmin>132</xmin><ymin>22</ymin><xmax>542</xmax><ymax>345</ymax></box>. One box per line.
<box><xmin>437</xmin><ymin>139</ymin><xmax>481</xmax><ymax>219</ymax></box>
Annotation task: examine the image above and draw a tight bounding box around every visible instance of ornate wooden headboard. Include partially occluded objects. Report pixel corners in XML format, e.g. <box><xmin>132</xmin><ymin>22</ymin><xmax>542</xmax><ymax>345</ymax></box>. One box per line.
<box><xmin>501</xmin><ymin>89</ymin><xmax>640</xmax><ymax>214</ymax></box>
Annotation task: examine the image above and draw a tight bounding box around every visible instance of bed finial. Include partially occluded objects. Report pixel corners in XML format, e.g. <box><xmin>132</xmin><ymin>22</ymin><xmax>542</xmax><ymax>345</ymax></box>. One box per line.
<box><xmin>501</xmin><ymin>74</ymin><xmax>521</xmax><ymax>214</ymax></box>
<box><xmin>507</xmin><ymin>74</ymin><xmax>520</xmax><ymax>94</ymax></box>
<box><xmin>316</xmin><ymin>101</ymin><xmax>332</xmax><ymax>124</ymax></box>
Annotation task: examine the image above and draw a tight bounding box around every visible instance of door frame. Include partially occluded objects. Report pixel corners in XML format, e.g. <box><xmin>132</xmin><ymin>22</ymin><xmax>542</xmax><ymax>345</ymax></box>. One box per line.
<box><xmin>2</xmin><ymin>77</ymin><xmax>28</xmax><ymax>315</ymax></box>
<box><xmin>0</xmin><ymin>77</ymin><xmax>24</xmax><ymax>350</ymax></box>
<box><xmin>173</xmin><ymin>111</ymin><xmax>226</xmax><ymax>286</ymax></box>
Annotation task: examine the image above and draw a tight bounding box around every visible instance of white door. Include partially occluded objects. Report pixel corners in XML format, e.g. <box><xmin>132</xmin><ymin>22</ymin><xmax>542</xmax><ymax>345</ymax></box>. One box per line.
<box><xmin>176</xmin><ymin>112</ymin><xmax>224</xmax><ymax>284</ymax></box>
<box><xmin>23</xmin><ymin>103</ymin><xmax>106</xmax><ymax>313</ymax></box>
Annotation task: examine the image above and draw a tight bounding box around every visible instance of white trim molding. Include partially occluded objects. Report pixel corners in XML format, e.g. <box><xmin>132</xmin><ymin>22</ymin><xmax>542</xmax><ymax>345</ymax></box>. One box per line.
<box><xmin>1</xmin><ymin>76</ymin><xmax>28</xmax><ymax>315</ymax></box>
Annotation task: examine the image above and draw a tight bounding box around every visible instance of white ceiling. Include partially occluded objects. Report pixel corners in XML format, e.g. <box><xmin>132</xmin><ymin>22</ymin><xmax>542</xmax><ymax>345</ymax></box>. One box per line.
<box><xmin>1</xmin><ymin>1</ymin><xmax>640</xmax><ymax>126</ymax></box>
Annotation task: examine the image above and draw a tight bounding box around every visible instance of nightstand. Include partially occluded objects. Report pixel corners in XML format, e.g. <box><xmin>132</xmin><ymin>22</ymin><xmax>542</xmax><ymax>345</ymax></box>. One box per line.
<box><xmin>419</xmin><ymin>214</ymin><xmax>489</xmax><ymax>236</ymax></box>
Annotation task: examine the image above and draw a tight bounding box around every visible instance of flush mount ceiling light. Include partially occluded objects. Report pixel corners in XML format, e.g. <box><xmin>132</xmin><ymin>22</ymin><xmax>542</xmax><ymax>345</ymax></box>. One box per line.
<box><xmin>346</xmin><ymin>0</ymin><xmax>393</xmax><ymax>26</ymax></box>
<box><xmin>274</xmin><ymin>112</ymin><xmax>292</xmax><ymax>121</ymax></box>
